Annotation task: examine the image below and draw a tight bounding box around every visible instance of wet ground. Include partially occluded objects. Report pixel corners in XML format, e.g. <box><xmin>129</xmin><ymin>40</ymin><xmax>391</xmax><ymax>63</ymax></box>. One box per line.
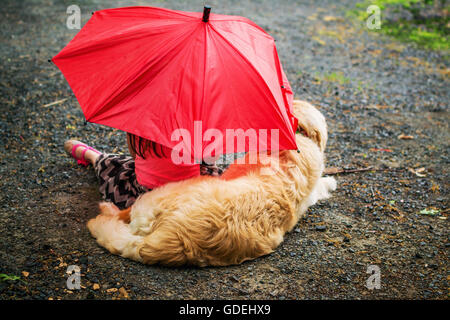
<box><xmin>0</xmin><ymin>0</ymin><xmax>448</xmax><ymax>300</ymax></box>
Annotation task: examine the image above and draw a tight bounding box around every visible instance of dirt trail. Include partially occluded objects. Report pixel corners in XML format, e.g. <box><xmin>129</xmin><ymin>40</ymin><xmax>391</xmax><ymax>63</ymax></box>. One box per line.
<box><xmin>0</xmin><ymin>0</ymin><xmax>448</xmax><ymax>299</ymax></box>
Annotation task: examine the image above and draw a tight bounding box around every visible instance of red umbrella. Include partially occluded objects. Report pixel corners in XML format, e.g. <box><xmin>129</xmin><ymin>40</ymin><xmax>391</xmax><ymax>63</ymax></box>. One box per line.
<box><xmin>53</xmin><ymin>6</ymin><xmax>298</xmax><ymax>160</ymax></box>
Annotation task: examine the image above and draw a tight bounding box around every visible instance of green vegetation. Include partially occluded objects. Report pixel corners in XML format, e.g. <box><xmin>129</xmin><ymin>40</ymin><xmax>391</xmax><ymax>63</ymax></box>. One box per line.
<box><xmin>323</xmin><ymin>72</ymin><xmax>351</xmax><ymax>84</ymax></box>
<box><xmin>348</xmin><ymin>0</ymin><xmax>449</xmax><ymax>51</ymax></box>
<box><xmin>0</xmin><ymin>273</ymin><xmax>25</xmax><ymax>283</ymax></box>
<box><xmin>315</xmin><ymin>71</ymin><xmax>351</xmax><ymax>85</ymax></box>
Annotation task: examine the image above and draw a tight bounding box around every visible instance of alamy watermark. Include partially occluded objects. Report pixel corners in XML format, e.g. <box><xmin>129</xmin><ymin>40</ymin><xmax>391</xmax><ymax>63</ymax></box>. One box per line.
<box><xmin>66</xmin><ymin>265</ymin><xmax>81</xmax><ymax>290</ymax></box>
<box><xmin>66</xmin><ymin>5</ymin><xmax>81</xmax><ymax>30</ymax></box>
<box><xmin>170</xmin><ymin>123</ymin><xmax>282</xmax><ymax>176</ymax></box>
<box><xmin>366</xmin><ymin>5</ymin><xmax>381</xmax><ymax>30</ymax></box>
<box><xmin>366</xmin><ymin>264</ymin><xmax>381</xmax><ymax>290</ymax></box>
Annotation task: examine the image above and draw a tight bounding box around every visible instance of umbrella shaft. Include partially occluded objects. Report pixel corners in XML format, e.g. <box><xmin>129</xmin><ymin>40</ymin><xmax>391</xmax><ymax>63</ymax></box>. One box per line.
<box><xmin>202</xmin><ymin>6</ymin><xmax>211</xmax><ymax>22</ymax></box>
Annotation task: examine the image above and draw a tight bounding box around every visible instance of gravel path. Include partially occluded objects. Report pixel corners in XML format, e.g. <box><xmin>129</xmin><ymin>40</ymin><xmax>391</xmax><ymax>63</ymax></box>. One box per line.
<box><xmin>0</xmin><ymin>0</ymin><xmax>448</xmax><ymax>300</ymax></box>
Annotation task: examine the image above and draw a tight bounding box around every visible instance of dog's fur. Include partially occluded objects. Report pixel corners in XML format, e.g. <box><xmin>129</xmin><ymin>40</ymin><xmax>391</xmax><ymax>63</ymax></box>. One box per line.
<box><xmin>87</xmin><ymin>100</ymin><xmax>337</xmax><ymax>266</ymax></box>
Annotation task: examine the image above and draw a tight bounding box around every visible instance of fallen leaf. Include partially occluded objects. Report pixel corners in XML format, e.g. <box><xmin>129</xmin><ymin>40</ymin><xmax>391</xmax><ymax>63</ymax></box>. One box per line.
<box><xmin>431</xmin><ymin>183</ymin><xmax>440</xmax><ymax>193</ymax></box>
<box><xmin>419</xmin><ymin>209</ymin><xmax>440</xmax><ymax>216</ymax></box>
<box><xmin>92</xmin><ymin>283</ymin><xmax>100</xmax><ymax>290</ymax></box>
<box><xmin>370</xmin><ymin>148</ymin><xmax>392</xmax><ymax>152</ymax></box>
<box><xmin>42</xmin><ymin>98</ymin><xmax>67</xmax><ymax>108</ymax></box>
<box><xmin>398</xmin><ymin>134</ymin><xmax>414</xmax><ymax>140</ymax></box>
<box><xmin>366</xmin><ymin>104</ymin><xmax>390</xmax><ymax>110</ymax></box>
<box><xmin>21</xmin><ymin>271</ymin><xmax>29</xmax><ymax>278</ymax></box>
<box><xmin>312</xmin><ymin>36</ymin><xmax>326</xmax><ymax>46</ymax></box>
<box><xmin>107</xmin><ymin>288</ymin><xmax>118</xmax><ymax>293</ymax></box>
<box><xmin>408</xmin><ymin>167</ymin><xmax>426</xmax><ymax>177</ymax></box>
<box><xmin>323</xmin><ymin>15</ymin><xmax>343</xmax><ymax>22</ymax></box>
<box><xmin>118</xmin><ymin>287</ymin><xmax>129</xmax><ymax>299</ymax></box>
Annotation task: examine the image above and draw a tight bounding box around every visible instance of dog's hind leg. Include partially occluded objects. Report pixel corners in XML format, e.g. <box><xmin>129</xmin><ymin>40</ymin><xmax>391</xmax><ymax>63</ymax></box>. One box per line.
<box><xmin>87</xmin><ymin>212</ymin><xmax>144</xmax><ymax>262</ymax></box>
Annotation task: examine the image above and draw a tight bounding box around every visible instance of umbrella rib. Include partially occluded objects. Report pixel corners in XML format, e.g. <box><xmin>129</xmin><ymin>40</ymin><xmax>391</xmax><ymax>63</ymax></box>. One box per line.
<box><xmin>104</xmin><ymin>6</ymin><xmax>199</xmax><ymax>20</ymax></box>
<box><xmin>208</xmin><ymin>23</ymin><xmax>290</xmax><ymax>130</ymax></box>
<box><xmin>57</xmin><ymin>22</ymin><xmax>189</xmax><ymax>60</ymax></box>
<box><xmin>174</xmin><ymin>23</ymin><xmax>204</xmax><ymax>123</ymax></box>
<box><xmin>211</xmin><ymin>18</ymin><xmax>271</xmax><ymax>37</ymax></box>
<box><xmin>90</xmin><ymin>25</ymin><xmax>202</xmax><ymax>122</ymax></box>
<box><xmin>207</xmin><ymin>26</ymin><xmax>246</xmax><ymax>131</ymax></box>
<box><xmin>198</xmin><ymin>22</ymin><xmax>208</xmax><ymax>122</ymax></box>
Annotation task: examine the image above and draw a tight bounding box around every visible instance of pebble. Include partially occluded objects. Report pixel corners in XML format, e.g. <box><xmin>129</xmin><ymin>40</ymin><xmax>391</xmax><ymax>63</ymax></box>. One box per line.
<box><xmin>238</xmin><ymin>288</ymin><xmax>249</xmax><ymax>296</ymax></box>
<box><xmin>315</xmin><ymin>225</ymin><xmax>327</xmax><ymax>231</ymax></box>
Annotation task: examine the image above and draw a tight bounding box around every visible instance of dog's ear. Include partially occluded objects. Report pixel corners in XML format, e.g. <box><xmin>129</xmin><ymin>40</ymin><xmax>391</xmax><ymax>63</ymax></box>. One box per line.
<box><xmin>310</xmin><ymin>128</ymin><xmax>327</xmax><ymax>152</ymax></box>
<box><xmin>292</xmin><ymin>100</ymin><xmax>328</xmax><ymax>152</ymax></box>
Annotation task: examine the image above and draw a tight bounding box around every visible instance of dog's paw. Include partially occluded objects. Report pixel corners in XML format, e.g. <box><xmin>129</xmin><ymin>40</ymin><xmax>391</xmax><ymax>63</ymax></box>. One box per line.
<box><xmin>310</xmin><ymin>177</ymin><xmax>337</xmax><ymax>204</ymax></box>
<box><xmin>323</xmin><ymin>176</ymin><xmax>337</xmax><ymax>192</ymax></box>
<box><xmin>98</xmin><ymin>201</ymin><xmax>120</xmax><ymax>216</ymax></box>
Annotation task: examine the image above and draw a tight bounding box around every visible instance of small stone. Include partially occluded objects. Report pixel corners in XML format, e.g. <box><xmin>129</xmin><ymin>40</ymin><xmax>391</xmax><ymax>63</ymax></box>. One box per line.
<box><xmin>86</xmin><ymin>292</ymin><xmax>95</xmax><ymax>300</ymax></box>
<box><xmin>238</xmin><ymin>288</ymin><xmax>249</xmax><ymax>296</ymax></box>
<box><xmin>118</xmin><ymin>287</ymin><xmax>129</xmax><ymax>299</ymax></box>
<box><xmin>315</xmin><ymin>225</ymin><xmax>327</xmax><ymax>231</ymax></box>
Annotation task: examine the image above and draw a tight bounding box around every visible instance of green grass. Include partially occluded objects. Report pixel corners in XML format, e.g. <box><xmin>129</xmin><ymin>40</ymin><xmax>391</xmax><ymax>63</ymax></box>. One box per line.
<box><xmin>315</xmin><ymin>71</ymin><xmax>351</xmax><ymax>85</ymax></box>
<box><xmin>348</xmin><ymin>0</ymin><xmax>449</xmax><ymax>51</ymax></box>
<box><xmin>0</xmin><ymin>273</ymin><xmax>25</xmax><ymax>283</ymax></box>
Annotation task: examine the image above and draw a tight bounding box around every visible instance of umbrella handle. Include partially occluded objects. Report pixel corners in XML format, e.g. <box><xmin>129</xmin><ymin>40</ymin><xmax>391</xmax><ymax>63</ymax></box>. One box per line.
<box><xmin>202</xmin><ymin>6</ymin><xmax>211</xmax><ymax>22</ymax></box>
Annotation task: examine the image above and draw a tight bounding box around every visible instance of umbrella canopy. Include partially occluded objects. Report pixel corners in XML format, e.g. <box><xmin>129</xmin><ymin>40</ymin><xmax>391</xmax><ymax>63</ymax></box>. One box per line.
<box><xmin>53</xmin><ymin>6</ymin><xmax>298</xmax><ymax>160</ymax></box>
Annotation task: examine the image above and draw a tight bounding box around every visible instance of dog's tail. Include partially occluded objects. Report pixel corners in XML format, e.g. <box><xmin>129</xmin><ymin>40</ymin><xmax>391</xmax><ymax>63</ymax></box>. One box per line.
<box><xmin>87</xmin><ymin>203</ymin><xmax>144</xmax><ymax>262</ymax></box>
<box><xmin>87</xmin><ymin>202</ymin><xmax>190</xmax><ymax>265</ymax></box>
<box><xmin>137</xmin><ymin>225</ymin><xmax>191</xmax><ymax>266</ymax></box>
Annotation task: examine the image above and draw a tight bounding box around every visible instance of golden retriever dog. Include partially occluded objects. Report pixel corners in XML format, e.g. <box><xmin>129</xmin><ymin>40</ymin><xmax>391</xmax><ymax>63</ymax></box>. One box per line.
<box><xmin>87</xmin><ymin>100</ymin><xmax>337</xmax><ymax>266</ymax></box>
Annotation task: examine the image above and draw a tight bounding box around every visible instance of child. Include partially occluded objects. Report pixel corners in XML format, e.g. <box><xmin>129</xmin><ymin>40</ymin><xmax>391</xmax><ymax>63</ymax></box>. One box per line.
<box><xmin>64</xmin><ymin>133</ymin><xmax>223</xmax><ymax>209</ymax></box>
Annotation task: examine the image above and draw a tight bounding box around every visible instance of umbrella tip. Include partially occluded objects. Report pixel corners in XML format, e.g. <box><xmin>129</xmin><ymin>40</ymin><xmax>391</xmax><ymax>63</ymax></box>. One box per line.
<box><xmin>48</xmin><ymin>59</ymin><xmax>52</xmax><ymax>63</ymax></box>
<box><xmin>202</xmin><ymin>6</ymin><xmax>211</xmax><ymax>22</ymax></box>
